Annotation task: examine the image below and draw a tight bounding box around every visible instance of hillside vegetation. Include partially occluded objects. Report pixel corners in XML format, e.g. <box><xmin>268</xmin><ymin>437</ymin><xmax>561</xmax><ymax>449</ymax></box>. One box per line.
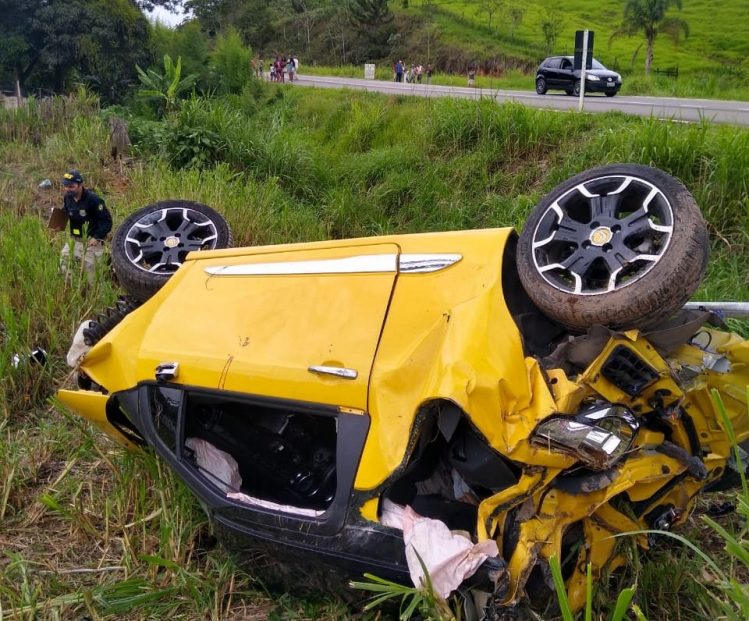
<box><xmin>4</xmin><ymin>0</ymin><xmax>749</xmax><ymax>106</ymax></box>
<box><xmin>402</xmin><ymin>0</ymin><xmax>749</xmax><ymax>75</ymax></box>
<box><xmin>1</xmin><ymin>84</ymin><xmax>749</xmax><ymax>618</ymax></box>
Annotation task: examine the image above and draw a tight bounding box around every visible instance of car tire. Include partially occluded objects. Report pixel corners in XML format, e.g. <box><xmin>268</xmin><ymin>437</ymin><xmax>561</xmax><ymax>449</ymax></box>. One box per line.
<box><xmin>573</xmin><ymin>81</ymin><xmax>582</xmax><ymax>96</ymax></box>
<box><xmin>565</xmin><ymin>88</ymin><xmax>574</xmax><ymax>96</ymax></box>
<box><xmin>606</xmin><ymin>91</ymin><xmax>617</xmax><ymax>97</ymax></box>
<box><xmin>516</xmin><ymin>164</ymin><xmax>709</xmax><ymax>331</ymax></box>
<box><xmin>536</xmin><ymin>77</ymin><xmax>547</xmax><ymax>95</ymax></box>
<box><xmin>112</xmin><ymin>200</ymin><xmax>233</xmax><ymax>301</ymax></box>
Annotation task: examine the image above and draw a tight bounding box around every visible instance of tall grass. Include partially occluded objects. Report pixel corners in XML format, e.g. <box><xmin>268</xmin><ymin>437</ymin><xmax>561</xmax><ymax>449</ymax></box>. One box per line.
<box><xmin>0</xmin><ymin>87</ymin><xmax>99</xmax><ymax>143</ymax></box>
<box><xmin>1</xmin><ymin>85</ymin><xmax>749</xmax><ymax>619</ymax></box>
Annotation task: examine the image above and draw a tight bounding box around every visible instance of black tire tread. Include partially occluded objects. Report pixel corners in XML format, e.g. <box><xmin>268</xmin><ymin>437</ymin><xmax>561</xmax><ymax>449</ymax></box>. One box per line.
<box><xmin>112</xmin><ymin>200</ymin><xmax>233</xmax><ymax>301</ymax></box>
<box><xmin>516</xmin><ymin>164</ymin><xmax>709</xmax><ymax>331</ymax></box>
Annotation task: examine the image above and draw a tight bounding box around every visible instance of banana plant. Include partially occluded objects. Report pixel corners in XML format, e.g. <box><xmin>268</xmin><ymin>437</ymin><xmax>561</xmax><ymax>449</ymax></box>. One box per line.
<box><xmin>135</xmin><ymin>54</ymin><xmax>197</xmax><ymax>117</ymax></box>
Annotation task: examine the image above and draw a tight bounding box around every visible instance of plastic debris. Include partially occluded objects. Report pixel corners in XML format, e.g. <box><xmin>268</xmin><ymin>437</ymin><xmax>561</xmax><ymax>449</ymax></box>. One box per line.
<box><xmin>11</xmin><ymin>348</ymin><xmax>47</xmax><ymax>368</ymax></box>
<box><xmin>30</xmin><ymin>348</ymin><xmax>47</xmax><ymax>365</ymax></box>
<box><xmin>67</xmin><ymin>321</ymin><xmax>93</xmax><ymax>367</ymax></box>
<box><xmin>38</xmin><ymin>178</ymin><xmax>52</xmax><ymax>189</ymax></box>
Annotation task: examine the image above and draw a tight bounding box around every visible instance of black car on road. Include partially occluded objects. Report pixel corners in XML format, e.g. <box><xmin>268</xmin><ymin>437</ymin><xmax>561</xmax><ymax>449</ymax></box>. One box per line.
<box><xmin>536</xmin><ymin>56</ymin><xmax>622</xmax><ymax>97</ymax></box>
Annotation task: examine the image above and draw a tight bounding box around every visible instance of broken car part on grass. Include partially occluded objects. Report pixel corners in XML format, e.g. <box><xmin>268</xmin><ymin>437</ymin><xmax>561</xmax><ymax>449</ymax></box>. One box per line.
<box><xmin>58</xmin><ymin>164</ymin><xmax>749</xmax><ymax>617</ymax></box>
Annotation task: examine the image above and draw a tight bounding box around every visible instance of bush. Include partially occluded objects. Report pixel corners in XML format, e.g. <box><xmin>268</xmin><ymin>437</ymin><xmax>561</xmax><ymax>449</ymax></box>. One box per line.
<box><xmin>210</xmin><ymin>27</ymin><xmax>253</xmax><ymax>94</ymax></box>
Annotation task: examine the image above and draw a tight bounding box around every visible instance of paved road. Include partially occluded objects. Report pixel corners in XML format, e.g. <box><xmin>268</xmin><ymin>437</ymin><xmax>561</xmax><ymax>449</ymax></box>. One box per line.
<box><xmin>294</xmin><ymin>75</ymin><xmax>749</xmax><ymax>126</ymax></box>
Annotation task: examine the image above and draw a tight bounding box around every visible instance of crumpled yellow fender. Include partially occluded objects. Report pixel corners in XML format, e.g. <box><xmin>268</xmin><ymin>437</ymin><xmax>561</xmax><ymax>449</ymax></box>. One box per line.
<box><xmin>57</xmin><ymin>389</ymin><xmax>139</xmax><ymax>450</ymax></box>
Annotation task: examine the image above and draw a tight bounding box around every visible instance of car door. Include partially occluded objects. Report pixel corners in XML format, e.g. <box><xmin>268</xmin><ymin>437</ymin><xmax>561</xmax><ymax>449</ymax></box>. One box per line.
<box><xmin>559</xmin><ymin>57</ymin><xmax>574</xmax><ymax>90</ymax></box>
<box><xmin>135</xmin><ymin>242</ymin><xmax>402</xmax><ymax>411</ymax></box>
<box><xmin>540</xmin><ymin>57</ymin><xmax>555</xmax><ymax>87</ymax></box>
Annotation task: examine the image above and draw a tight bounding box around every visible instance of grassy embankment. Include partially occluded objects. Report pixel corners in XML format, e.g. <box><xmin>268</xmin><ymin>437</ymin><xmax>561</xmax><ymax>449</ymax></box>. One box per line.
<box><xmin>1</xmin><ymin>83</ymin><xmax>748</xmax><ymax>619</ymax></box>
<box><xmin>410</xmin><ymin>0</ymin><xmax>749</xmax><ymax>72</ymax></box>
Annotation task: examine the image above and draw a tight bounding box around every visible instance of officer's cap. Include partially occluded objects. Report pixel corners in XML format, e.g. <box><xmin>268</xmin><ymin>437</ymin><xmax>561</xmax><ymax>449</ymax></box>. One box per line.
<box><xmin>62</xmin><ymin>170</ymin><xmax>83</xmax><ymax>186</ymax></box>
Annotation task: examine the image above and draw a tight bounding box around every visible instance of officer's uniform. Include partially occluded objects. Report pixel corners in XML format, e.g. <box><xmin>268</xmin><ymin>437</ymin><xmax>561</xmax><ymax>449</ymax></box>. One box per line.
<box><xmin>63</xmin><ymin>188</ymin><xmax>112</xmax><ymax>240</ymax></box>
<box><xmin>60</xmin><ymin>183</ymin><xmax>112</xmax><ymax>283</ymax></box>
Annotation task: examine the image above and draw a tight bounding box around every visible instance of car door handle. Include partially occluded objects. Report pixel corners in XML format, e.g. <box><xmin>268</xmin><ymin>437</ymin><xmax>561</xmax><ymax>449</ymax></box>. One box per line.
<box><xmin>308</xmin><ymin>365</ymin><xmax>358</xmax><ymax>380</ymax></box>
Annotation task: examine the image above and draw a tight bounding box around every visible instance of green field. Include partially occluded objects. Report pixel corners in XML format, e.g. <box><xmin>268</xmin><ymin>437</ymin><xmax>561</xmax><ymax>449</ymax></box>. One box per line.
<box><xmin>1</xmin><ymin>83</ymin><xmax>749</xmax><ymax>619</ymax></box>
<box><xmin>400</xmin><ymin>0</ymin><xmax>749</xmax><ymax>75</ymax></box>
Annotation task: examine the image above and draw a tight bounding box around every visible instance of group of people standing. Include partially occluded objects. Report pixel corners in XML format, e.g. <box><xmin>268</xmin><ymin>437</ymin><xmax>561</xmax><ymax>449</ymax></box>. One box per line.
<box><xmin>254</xmin><ymin>56</ymin><xmax>298</xmax><ymax>82</ymax></box>
<box><xmin>393</xmin><ymin>61</ymin><xmax>432</xmax><ymax>85</ymax></box>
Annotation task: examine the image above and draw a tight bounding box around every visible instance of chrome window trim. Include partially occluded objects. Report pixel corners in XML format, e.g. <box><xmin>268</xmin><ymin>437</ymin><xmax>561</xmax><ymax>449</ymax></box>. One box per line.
<box><xmin>204</xmin><ymin>253</ymin><xmax>462</xmax><ymax>276</ymax></box>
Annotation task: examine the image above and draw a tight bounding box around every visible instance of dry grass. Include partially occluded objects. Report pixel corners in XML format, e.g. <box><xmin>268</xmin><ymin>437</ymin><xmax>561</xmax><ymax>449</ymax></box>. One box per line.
<box><xmin>1</xmin><ymin>88</ymin><xmax>748</xmax><ymax>619</ymax></box>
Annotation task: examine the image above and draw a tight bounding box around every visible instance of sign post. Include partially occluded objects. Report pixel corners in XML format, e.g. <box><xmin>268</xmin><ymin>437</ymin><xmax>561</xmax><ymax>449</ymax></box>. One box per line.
<box><xmin>574</xmin><ymin>30</ymin><xmax>594</xmax><ymax>112</ymax></box>
<box><xmin>364</xmin><ymin>64</ymin><xmax>376</xmax><ymax>80</ymax></box>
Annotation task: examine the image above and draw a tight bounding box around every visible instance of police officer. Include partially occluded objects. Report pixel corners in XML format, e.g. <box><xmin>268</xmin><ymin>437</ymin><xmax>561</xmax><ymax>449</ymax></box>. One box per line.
<box><xmin>59</xmin><ymin>170</ymin><xmax>112</xmax><ymax>283</ymax></box>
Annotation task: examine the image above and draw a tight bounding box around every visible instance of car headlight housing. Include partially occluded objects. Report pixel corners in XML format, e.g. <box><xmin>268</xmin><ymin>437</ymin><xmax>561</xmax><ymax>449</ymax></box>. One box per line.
<box><xmin>586</xmin><ymin>74</ymin><xmax>600</xmax><ymax>81</ymax></box>
<box><xmin>532</xmin><ymin>405</ymin><xmax>638</xmax><ymax>470</ymax></box>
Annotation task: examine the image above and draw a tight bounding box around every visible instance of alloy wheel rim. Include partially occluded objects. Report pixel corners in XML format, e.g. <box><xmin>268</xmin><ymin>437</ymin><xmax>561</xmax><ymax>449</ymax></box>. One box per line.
<box><xmin>530</xmin><ymin>175</ymin><xmax>674</xmax><ymax>295</ymax></box>
<box><xmin>124</xmin><ymin>207</ymin><xmax>219</xmax><ymax>274</ymax></box>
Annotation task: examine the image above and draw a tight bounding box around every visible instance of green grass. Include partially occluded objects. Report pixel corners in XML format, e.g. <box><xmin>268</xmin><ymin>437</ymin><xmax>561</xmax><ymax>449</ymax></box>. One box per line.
<box><xmin>400</xmin><ymin>0</ymin><xmax>749</xmax><ymax>75</ymax></box>
<box><xmin>1</xmin><ymin>85</ymin><xmax>749</xmax><ymax>618</ymax></box>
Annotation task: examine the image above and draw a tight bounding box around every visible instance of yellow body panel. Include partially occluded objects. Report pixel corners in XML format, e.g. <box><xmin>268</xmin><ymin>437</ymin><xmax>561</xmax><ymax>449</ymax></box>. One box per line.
<box><xmin>60</xmin><ymin>227</ymin><xmax>749</xmax><ymax>614</ymax></box>
<box><xmin>83</xmin><ymin>242</ymin><xmax>400</xmax><ymax>409</ymax></box>
<box><xmin>57</xmin><ymin>389</ymin><xmax>138</xmax><ymax>450</ymax></box>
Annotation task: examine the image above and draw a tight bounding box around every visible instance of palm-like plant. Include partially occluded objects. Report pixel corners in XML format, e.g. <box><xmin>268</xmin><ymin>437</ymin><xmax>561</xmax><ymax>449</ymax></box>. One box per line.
<box><xmin>135</xmin><ymin>54</ymin><xmax>197</xmax><ymax>116</ymax></box>
<box><xmin>611</xmin><ymin>0</ymin><xmax>689</xmax><ymax>74</ymax></box>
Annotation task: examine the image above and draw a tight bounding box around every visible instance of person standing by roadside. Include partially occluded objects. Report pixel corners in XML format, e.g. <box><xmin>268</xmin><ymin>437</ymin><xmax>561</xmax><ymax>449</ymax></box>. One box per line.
<box><xmin>395</xmin><ymin>59</ymin><xmax>403</xmax><ymax>83</ymax></box>
<box><xmin>467</xmin><ymin>66</ymin><xmax>476</xmax><ymax>87</ymax></box>
<box><xmin>287</xmin><ymin>57</ymin><xmax>296</xmax><ymax>82</ymax></box>
<box><xmin>59</xmin><ymin>170</ymin><xmax>112</xmax><ymax>284</ymax></box>
<box><xmin>426</xmin><ymin>64</ymin><xmax>433</xmax><ymax>84</ymax></box>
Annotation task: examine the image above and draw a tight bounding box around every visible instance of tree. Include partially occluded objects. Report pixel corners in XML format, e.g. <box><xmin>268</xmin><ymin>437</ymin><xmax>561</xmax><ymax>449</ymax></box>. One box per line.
<box><xmin>479</xmin><ymin>0</ymin><xmax>504</xmax><ymax>33</ymax></box>
<box><xmin>0</xmin><ymin>0</ymin><xmax>150</xmax><ymax>99</ymax></box>
<box><xmin>0</xmin><ymin>0</ymin><xmax>44</xmax><ymax>93</ymax></box>
<box><xmin>540</xmin><ymin>9</ymin><xmax>564</xmax><ymax>55</ymax></box>
<box><xmin>76</xmin><ymin>0</ymin><xmax>152</xmax><ymax>102</ymax></box>
<box><xmin>508</xmin><ymin>5</ymin><xmax>524</xmax><ymax>41</ymax></box>
<box><xmin>348</xmin><ymin>0</ymin><xmax>394</xmax><ymax>60</ymax></box>
<box><xmin>135</xmin><ymin>0</ymin><xmax>180</xmax><ymax>10</ymax></box>
<box><xmin>349</xmin><ymin>0</ymin><xmax>393</xmax><ymax>31</ymax></box>
<box><xmin>210</xmin><ymin>27</ymin><xmax>252</xmax><ymax>93</ymax></box>
<box><xmin>611</xmin><ymin>0</ymin><xmax>689</xmax><ymax>74</ymax></box>
<box><xmin>150</xmin><ymin>20</ymin><xmax>210</xmax><ymax>87</ymax></box>
<box><xmin>290</xmin><ymin>0</ymin><xmax>328</xmax><ymax>54</ymax></box>
<box><xmin>324</xmin><ymin>3</ymin><xmax>352</xmax><ymax>64</ymax></box>
<box><xmin>183</xmin><ymin>0</ymin><xmax>277</xmax><ymax>51</ymax></box>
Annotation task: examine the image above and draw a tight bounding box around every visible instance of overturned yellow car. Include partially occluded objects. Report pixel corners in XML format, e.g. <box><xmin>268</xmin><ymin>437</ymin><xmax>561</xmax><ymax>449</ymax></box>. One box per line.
<box><xmin>59</xmin><ymin>164</ymin><xmax>749</xmax><ymax>616</ymax></box>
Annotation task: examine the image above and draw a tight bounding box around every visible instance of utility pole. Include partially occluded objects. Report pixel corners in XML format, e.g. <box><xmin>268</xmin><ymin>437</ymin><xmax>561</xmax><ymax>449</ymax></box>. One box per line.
<box><xmin>578</xmin><ymin>30</ymin><xmax>588</xmax><ymax>112</ymax></box>
<box><xmin>574</xmin><ymin>29</ymin><xmax>594</xmax><ymax>113</ymax></box>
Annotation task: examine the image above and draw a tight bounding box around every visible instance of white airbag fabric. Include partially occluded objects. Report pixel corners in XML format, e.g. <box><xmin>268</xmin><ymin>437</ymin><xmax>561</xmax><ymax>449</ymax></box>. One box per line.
<box><xmin>185</xmin><ymin>437</ymin><xmax>242</xmax><ymax>493</ymax></box>
<box><xmin>381</xmin><ymin>500</ymin><xmax>499</xmax><ymax>599</ymax></box>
